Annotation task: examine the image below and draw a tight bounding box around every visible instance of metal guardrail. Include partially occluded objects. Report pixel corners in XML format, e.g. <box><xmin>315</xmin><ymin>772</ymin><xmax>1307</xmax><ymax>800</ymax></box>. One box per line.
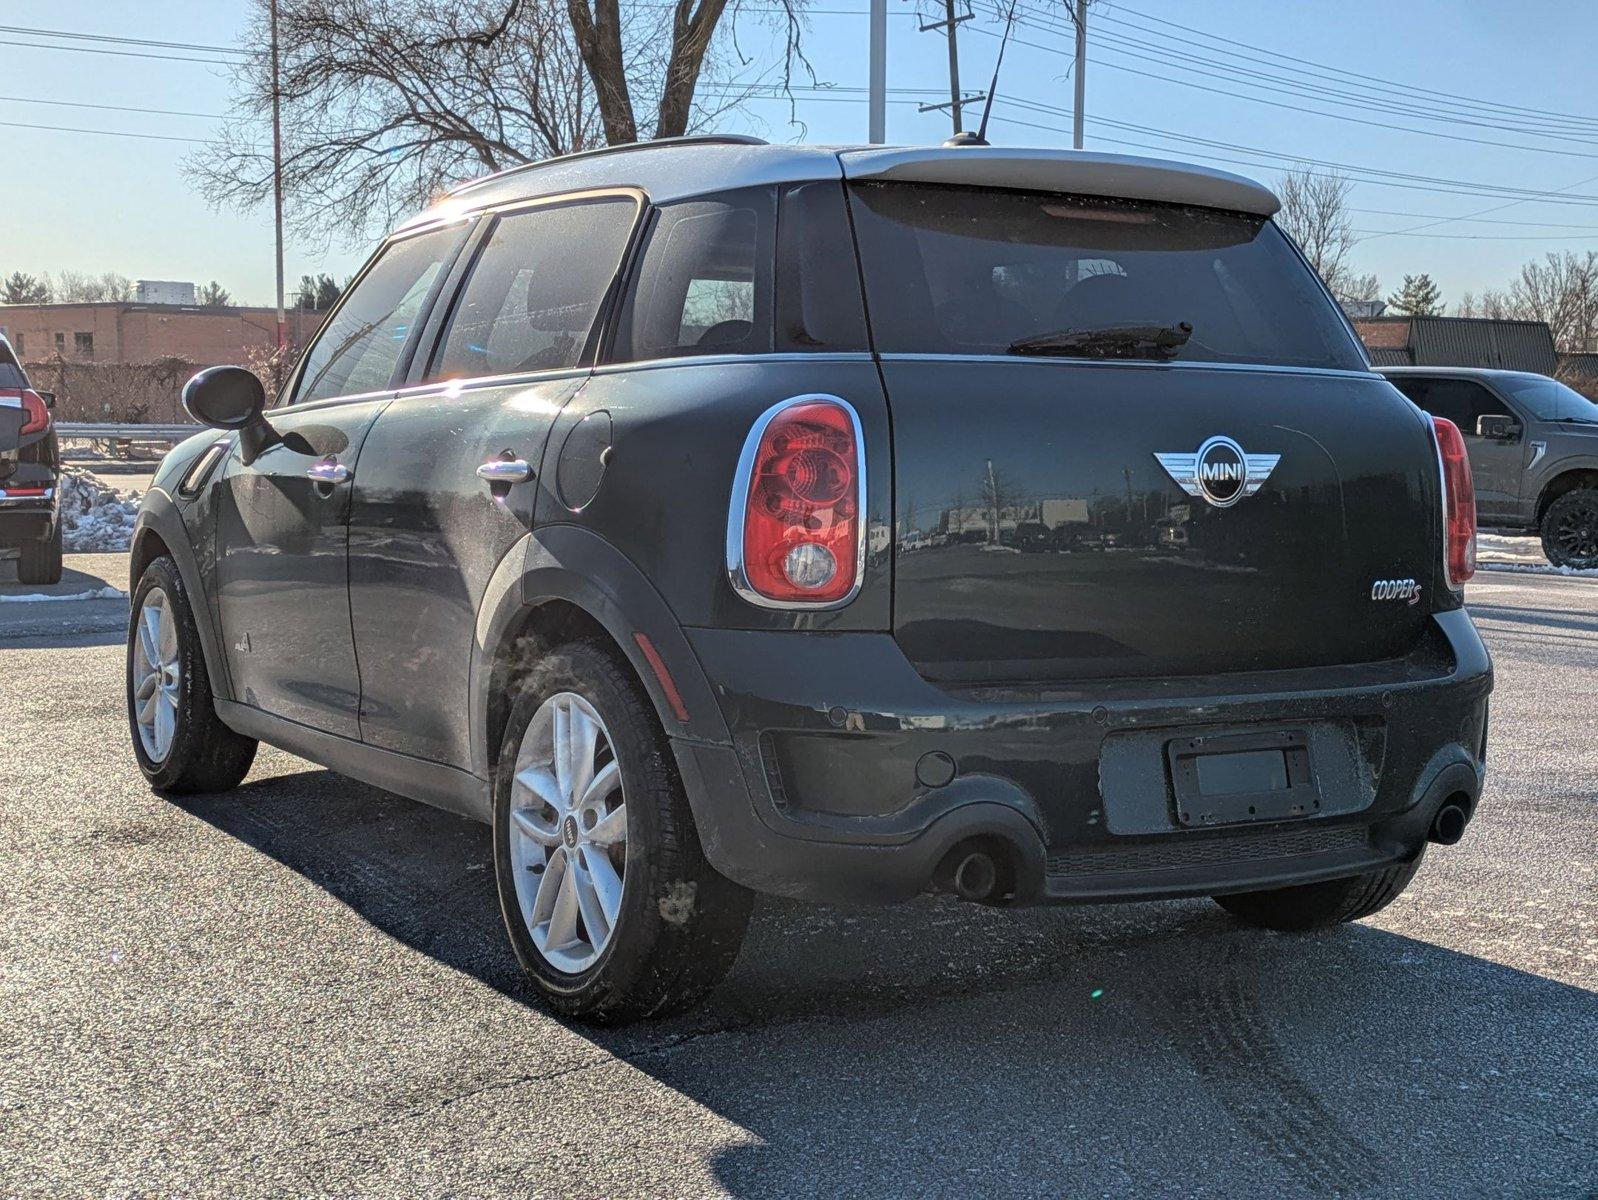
<box><xmin>57</xmin><ymin>422</ymin><xmax>203</xmax><ymax>442</ymax></box>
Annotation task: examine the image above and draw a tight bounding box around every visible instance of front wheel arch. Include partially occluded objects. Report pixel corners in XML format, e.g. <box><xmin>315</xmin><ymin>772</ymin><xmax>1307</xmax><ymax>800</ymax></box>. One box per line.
<box><xmin>1535</xmin><ymin>467</ymin><xmax>1598</xmax><ymax>525</ymax></box>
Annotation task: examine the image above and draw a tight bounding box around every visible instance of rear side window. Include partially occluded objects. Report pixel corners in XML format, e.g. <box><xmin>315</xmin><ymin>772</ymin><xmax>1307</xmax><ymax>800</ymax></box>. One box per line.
<box><xmin>1389</xmin><ymin>378</ymin><xmax>1515</xmax><ymax>434</ymax></box>
<box><xmin>847</xmin><ymin>182</ymin><xmax>1364</xmax><ymax>370</ymax></box>
<box><xmin>431</xmin><ymin>197</ymin><xmax>637</xmax><ymax>380</ymax></box>
<box><xmin>612</xmin><ymin>189</ymin><xmax>774</xmax><ymax>362</ymax></box>
<box><xmin>294</xmin><ymin>225</ymin><xmax>466</xmax><ymax>405</ymax></box>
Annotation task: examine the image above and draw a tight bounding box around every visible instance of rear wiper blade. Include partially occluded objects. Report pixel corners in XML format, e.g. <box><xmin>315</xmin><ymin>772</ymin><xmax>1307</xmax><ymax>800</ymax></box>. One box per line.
<box><xmin>1007</xmin><ymin>321</ymin><xmax>1193</xmax><ymax>360</ymax></box>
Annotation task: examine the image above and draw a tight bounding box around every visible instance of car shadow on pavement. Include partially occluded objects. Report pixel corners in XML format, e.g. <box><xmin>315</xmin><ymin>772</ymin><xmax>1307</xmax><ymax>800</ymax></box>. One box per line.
<box><xmin>174</xmin><ymin>766</ymin><xmax>1598</xmax><ymax>1198</ymax></box>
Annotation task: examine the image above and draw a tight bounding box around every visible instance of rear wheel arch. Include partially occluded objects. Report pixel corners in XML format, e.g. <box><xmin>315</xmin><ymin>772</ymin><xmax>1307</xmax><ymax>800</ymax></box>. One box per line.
<box><xmin>471</xmin><ymin>525</ymin><xmax>732</xmax><ymax>781</ymax></box>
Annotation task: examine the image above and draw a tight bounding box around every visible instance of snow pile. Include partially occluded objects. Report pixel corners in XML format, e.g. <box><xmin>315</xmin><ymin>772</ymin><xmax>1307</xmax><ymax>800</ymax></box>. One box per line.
<box><xmin>58</xmin><ymin>466</ymin><xmax>140</xmax><ymax>552</ymax></box>
<box><xmin>0</xmin><ymin>586</ymin><xmax>126</xmax><ymax>603</ymax></box>
<box><xmin>1475</xmin><ymin>532</ymin><xmax>1598</xmax><ymax>578</ymax></box>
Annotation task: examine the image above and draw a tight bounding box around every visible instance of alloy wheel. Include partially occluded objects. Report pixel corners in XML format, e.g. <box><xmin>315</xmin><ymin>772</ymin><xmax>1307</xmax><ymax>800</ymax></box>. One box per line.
<box><xmin>508</xmin><ymin>691</ymin><xmax>628</xmax><ymax>974</ymax></box>
<box><xmin>1550</xmin><ymin>496</ymin><xmax>1598</xmax><ymax>567</ymax></box>
<box><xmin>132</xmin><ymin>588</ymin><xmax>181</xmax><ymax>763</ymax></box>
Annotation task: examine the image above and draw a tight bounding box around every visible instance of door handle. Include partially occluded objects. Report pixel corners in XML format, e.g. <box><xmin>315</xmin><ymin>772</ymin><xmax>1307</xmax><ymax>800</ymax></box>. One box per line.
<box><xmin>476</xmin><ymin>457</ymin><xmax>533</xmax><ymax>485</ymax></box>
<box><xmin>307</xmin><ymin>456</ymin><xmax>351</xmax><ymax>485</ymax></box>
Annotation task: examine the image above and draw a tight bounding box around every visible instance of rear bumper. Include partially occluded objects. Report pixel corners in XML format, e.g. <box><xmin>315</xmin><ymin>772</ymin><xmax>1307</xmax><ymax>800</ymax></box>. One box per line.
<box><xmin>674</xmin><ymin>608</ymin><xmax>1491</xmax><ymax>906</ymax></box>
<box><xmin>0</xmin><ymin>495</ymin><xmax>57</xmax><ymax>547</ymax></box>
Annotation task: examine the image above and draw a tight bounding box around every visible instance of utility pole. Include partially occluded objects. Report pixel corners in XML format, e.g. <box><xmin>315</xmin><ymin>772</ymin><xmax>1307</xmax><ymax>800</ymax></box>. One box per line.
<box><xmin>916</xmin><ymin>0</ymin><xmax>983</xmax><ymax>137</ymax></box>
<box><xmin>1072</xmin><ymin>0</ymin><xmax>1086</xmax><ymax>148</ymax></box>
<box><xmin>270</xmin><ymin>0</ymin><xmax>286</xmax><ymax>353</ymax></box>
<box><xmin>868</xmin><ymin>0</ymin><xmax>887</xmax><ymax>143</ymax></box>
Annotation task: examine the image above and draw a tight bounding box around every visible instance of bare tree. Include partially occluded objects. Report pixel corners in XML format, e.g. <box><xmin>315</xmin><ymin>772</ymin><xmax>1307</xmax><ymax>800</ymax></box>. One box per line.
<box><xmin>1507</xmin><ymin>251</ymin><xmax>1598</xmax><ymax>353</ymax></box>
<box><xmin>51</xmin><ymin>271</ymin><xmax>134</xmax><ymax>303</ymax></box>
<box><xmin>195</xmin><ymin>0</ymin><xmax>812</xmax><ymax>246</ymax></box>
<box><xmin>1275</xmin><ymin>166</ymin><xmax>1374</xmax><ymax>303</ymax></box>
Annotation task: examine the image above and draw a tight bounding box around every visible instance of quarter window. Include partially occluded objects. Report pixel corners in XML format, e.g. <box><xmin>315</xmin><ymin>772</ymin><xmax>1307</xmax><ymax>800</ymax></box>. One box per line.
<box><xmin>613</xmin><ymin>191</ymin><xmax>774</xmax><ymax>362</ymax></box>
<box><xmin>430</xmin><ymin>197</ymin><xmax>637</xmax><ymax>380</ymax></box>
<box><xmin>294</xmin><ymin>225</ymin><xmax>466</xmax><ymax>405</ymax></box>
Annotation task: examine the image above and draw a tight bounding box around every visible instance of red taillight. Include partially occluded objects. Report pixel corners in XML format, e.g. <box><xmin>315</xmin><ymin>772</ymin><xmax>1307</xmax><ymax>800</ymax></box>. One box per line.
<box><xmin>18</xmin><ymin>390</ymin><xmax>51</xmax><ymax>437</ymax></box>
<box><xmin>732</xmin><ymin>397</ymin><xmax>863</xmax><ymax>606</ymax></box>
<box><xmin>1433</xmin><ymin>416</ymin><xmax>1476</xmax><ymax>588</ymax></box>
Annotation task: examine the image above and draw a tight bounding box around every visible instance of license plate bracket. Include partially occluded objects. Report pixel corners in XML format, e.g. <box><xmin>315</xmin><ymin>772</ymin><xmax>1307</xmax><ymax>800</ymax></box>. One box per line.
<box><xmin>1167</xmin><ymin>728</ymin><xmax>1319</xmax><ymax>828</ymax></box>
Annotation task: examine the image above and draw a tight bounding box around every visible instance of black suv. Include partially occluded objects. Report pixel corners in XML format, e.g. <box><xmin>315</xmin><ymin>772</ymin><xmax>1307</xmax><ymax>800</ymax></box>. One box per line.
<box><xmin>1379</xmin><ymin>366</ymin><xmax>1598</xmax><ymax>568</ymax></box>
<box><xmin>0</xmin><ymin>334</ymin><xmax>62</xmax><ymax>585</ymax></box>
<box><xmin>128</xmin><ymin>137</ymin><xmax>1493</xmax><ymax>1021</ymax></box>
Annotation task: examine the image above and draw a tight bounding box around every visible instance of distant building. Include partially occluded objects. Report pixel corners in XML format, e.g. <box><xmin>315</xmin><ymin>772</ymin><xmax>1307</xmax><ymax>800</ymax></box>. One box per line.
<box><xmin>1340</xmin><ymin>299</ymin><xmax>1386</xmax><ymax>319</ymax></box>
<box><xmin>0</xmin><ymin>301</ymin><xmax>323</xmax><ymax>366</ymax></box>
<box><xmin>1351</xmin><ymin>315</ymin><xmax>1559</xmax><ymax>374</ymax></box>
<box><xmin>133</xmin><ymin>280</ymin><xmax>198</xmax><ymax>305</ymax></box>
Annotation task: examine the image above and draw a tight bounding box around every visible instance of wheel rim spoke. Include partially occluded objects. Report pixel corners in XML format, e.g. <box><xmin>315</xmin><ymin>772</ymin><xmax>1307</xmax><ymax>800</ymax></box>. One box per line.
<box><xmin>507</xmin><ymin>689</ymin><xmax>628</xmax><ymax>974</ymax></box>
<box><xmin>578</xmin><ymin>760</ymin><xmax>620</xmax><ymax>813</ymax></box>
<box><xmin>572</xmin><ymin>857</ymin><xmax>611</xmax><ymax>945</ymax></box>
<box><xmin>513</xmin><ymin>765</ymin><xmax>562</xmax><ymax>811</ymax></box>
<box><xmin>586</xmin><ymin>800</ymin><xmax>626</xmax><ymax>846</ymax></box>
<box><xmin>584</xmin><ymin>847</ymin><xmax>624</xmax><ymax>927</ymax></box>
<box><xmin>544</xmin><ymin>858</ymin><xmax>581</xmax><ymax>949</ymax></box>
<box><xmin>511</xmin><ymin>806</ymin><xmax>561</xmax><ymax>846</ymax></box>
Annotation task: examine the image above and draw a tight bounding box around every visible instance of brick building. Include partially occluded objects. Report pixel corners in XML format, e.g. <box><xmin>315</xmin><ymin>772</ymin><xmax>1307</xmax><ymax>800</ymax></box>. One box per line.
<box><xmin>0</xmin><ymin>301</ymin><xmax>325</xmax><ymax>366</ymax></box>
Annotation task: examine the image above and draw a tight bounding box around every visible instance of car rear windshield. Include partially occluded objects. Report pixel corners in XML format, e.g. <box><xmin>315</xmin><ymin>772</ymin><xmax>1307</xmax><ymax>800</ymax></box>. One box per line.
<box><xmin>846</xmin><ymin>182</ymin><xmax>1365</xmax><ymax>370</ymax></box>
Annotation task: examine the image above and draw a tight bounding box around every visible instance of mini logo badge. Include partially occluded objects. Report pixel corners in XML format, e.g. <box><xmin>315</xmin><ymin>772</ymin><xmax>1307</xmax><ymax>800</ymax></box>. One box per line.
<box><xmin>1371</xmin><ymin>578</ymin><xmax>1423</xmax><ymax>606</ymax></box>
<box><xmin>1154</xmin><ymin>436</ymin><xmax>1280</xmax><ymax>508</ymax></box>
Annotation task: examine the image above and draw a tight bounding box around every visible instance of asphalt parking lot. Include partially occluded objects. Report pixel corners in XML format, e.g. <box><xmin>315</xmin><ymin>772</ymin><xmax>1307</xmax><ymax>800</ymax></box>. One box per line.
<box><xmin>0</xmin><ymin>555</ymin><xmax>1593</xmax><ymax>1197</ymax></box>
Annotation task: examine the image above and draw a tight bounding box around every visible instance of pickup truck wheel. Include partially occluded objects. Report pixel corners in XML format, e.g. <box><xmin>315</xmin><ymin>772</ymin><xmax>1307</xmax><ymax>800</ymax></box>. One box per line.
<box><xmin>126</xmin><ymin>555</ymin><xmax>258</xmax><ymax>793</ymax></box>
<box><xmin>1541</xmin><ymin>488</ymin><xmax>1598</xmax><ymax>569</ymax></box>
<box><xmin>15</xmin><ymin>524</ymin><xmax>62</xmax><ymax>585</ymax></box>
<box><xmin>1211</xmin><ymin>855</ymin><xmax>1422</xmax><ymax>931</ymax></box>
<box><xmin>493</xmin><ymin>641</ymin><xmax>752</xmax><ymax>1023</ymax></box>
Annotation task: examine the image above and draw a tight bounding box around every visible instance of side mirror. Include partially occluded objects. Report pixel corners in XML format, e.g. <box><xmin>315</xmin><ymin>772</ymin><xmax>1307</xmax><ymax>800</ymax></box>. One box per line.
<box><xmin>35</xmin><ymin>391</ymin><xmax>55</xmax><ymax>409</ymax></box>
<box><xmin>182</xmin><ymin>365</ymin><xmax>265</xmax><ymax>430</ymax></box>
<box><xmin>1475</xmin><ymin>414</ymin><xmax>1518</xmax><ymax>441</ymax></box>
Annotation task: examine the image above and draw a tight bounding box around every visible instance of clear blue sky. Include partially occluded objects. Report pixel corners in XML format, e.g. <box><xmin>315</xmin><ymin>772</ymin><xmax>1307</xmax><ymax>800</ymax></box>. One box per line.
<box><xmin>1</xmin><ymin>0</ymin><xmax>1595</xmax><ymax>308</ymax></box>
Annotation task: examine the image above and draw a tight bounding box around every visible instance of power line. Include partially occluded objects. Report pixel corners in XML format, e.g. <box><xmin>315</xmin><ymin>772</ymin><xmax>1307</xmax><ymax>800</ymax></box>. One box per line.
<box><xmin>0</xmin><ymin>94</ymin><xmax>223</xmax><ymax>120</ymax></box>
<box><xmin>0</xmin><ymin>118</ymin><xmax>202</xmax><ymax>144</ymax></box>
<box><xmin>0</xmin><ymin>24</ymin><xmax>249</xmax><ymax>56</ymax></box>
<box><xmin>0</xmin><ymin>36</ymin><xmax>235</xmax><ymax>65</ymax></box>
<box><xmin>1102</xmin><ymin>2</ymin><xmax>1598</xmax><ymax>131</ymax></box>
<box><xmin>969</xmin><ymin>10</ymin><xmax>1598</xmax><ymax>162</ymax></box>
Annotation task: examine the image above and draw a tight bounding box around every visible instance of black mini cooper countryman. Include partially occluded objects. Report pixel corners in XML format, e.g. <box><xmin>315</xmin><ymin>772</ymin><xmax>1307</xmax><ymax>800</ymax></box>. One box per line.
<box><xmin>128</xmin><ymin>137</ymin><xmax>1492</xmax><ymax>1021</ymax></box>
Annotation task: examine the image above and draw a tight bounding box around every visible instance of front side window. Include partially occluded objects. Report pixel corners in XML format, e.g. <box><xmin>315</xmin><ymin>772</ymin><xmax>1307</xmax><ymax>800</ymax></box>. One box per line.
<box><xmin>430</xmin><ymin>197</ymin><xmax>637</xmax><ymax>380</ymax></box>
<box><xmin>294</xmin><ymin>225</ymin><xmax>466</xmax><ymax>405</ymax></box>
<box><xmin>847</xmin><ymin>182</ymin><xmax>1365</xmax><ymax>370</ymax></box>
<box><xmin>613</xmin><ymin>190</ymin><xmax>774</xmax><ymax>362</ymax></box>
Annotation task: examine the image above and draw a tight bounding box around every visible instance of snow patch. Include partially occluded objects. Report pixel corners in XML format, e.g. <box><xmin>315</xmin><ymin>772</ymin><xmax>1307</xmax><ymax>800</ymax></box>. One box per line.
<box><xmin>0</xmin><ymin>586</ymin><xmax>126</xmax><ymax>603</ymax></box>
<box><xmin>58</xmin><ymin>467</ymin><xmax>140</xmax><ymax>552</ymax></box>
<box><xmin>1478</xmin><ymin>561</ymin><xmax>1598</xmax><ymax>579</ymax></box>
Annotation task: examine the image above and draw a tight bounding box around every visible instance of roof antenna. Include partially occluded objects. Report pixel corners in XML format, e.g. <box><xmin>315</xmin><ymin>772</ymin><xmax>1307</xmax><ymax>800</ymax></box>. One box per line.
<box><xmin>948</xmin><ymin>1</ymin><xmax>1017</xmax><ymax>147</ymax></box>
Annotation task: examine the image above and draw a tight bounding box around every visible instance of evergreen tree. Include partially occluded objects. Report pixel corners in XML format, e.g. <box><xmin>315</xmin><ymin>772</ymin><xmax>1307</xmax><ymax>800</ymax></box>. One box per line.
<box><xmin>1386</xmin><ymin>273</ymin><xmax>1444</xmax><ymax>316</ymax></box>
<box><xmin>2</xmin><ymin>272</ymin><xmax>51</xmax><ymax>304</ymax></box>
<box><xmin>197</xmin><ymin>280</ymin><xmax>233</xmax><ymax>306</ymax></box>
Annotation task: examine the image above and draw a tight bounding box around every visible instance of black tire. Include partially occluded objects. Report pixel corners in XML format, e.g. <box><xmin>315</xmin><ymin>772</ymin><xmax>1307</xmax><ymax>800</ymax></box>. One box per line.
<box><xmin>493</xmin><ymin>640</ymin><xmax>752</xmax><ymax>1023</ymax></box>
<box><xmin>126</xmin><ymin>554</ymin><xmax>258</xmax><ymax>793</ymax></box>
<box><xmin>1212</xmin><ymin>855</ymin><xmax>1422</xmax><ymax>931</ymax></box>
<box><xmin>1540</xmin><ymin>487</ymin><xmax>1598</xmax><ymax>569</ymax></box>
<box><xmin>15</xmin><ymin>522</ymin><xmax>62</xmax><ymax>585</ymax></box>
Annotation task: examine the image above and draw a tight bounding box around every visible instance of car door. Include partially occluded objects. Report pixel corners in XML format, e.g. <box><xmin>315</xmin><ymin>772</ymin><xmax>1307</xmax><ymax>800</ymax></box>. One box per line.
<box><xmin>213</xmin><ymin>222</ymin><xmax>469</xmax><ymax>738</ymax></box>
<box><xmin>1390</xmin><ymin>376</ymin><xmax>1526</xmax><ymax>523</ymax></box>
<box><xmin>346</xmin><ymin>193</ymin><xmax>641</xmax><ymax>766</ymax></box>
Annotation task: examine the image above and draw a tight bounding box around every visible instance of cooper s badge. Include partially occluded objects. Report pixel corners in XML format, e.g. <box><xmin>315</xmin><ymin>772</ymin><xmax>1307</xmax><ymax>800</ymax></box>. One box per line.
<box><xmin>1154</xmin><ymin>436</ymin><xmax>1280</xmax><ymax>509</ymax></box>
<box><xmin>1371</xmin><ymin>578</ymin><xmax>1423</xmax><ymax>606</ymax></box>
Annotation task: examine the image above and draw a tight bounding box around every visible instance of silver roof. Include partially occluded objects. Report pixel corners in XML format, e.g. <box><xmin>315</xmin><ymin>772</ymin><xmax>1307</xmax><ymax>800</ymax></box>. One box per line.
<box><xmin>396</xmin><ymin>137</ymin><xmax>1280</xmax><ymax>233</ymax></box>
